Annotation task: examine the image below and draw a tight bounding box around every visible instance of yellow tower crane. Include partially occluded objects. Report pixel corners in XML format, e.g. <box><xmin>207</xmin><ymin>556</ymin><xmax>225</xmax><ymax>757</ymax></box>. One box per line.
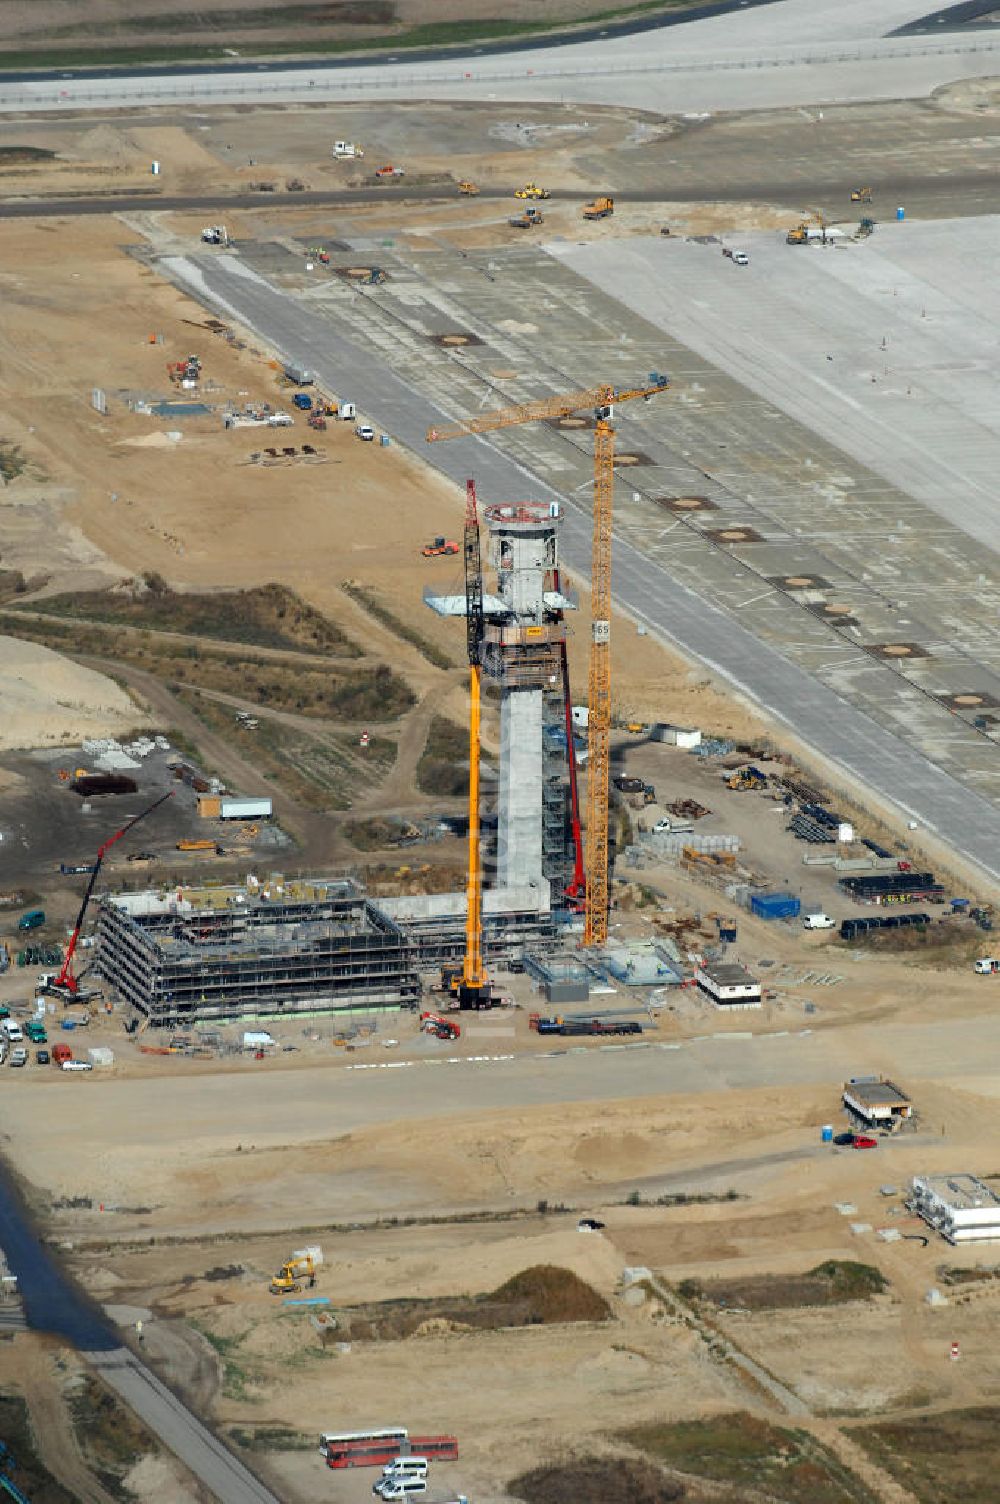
<box><xmin>427</xmin><ymin>375</ymin><xmax>670</xmax><ymax>947</ymax></box>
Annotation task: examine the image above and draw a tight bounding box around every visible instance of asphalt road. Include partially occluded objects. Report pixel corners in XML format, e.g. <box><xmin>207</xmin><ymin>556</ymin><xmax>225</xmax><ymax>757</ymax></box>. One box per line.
<box><xmin>160</xmin><ymin>251</ymin><xmax>1000</xmax><ymax>886</ymax></box>
<box><xmin>85</xmin><ymin>1347</ymin><xmax>281</xmax><ymax>1504</ymax></box>
<box><xmin>3</xmin><ymin>167</ymin><xmax>998</xmax><ymax>219</ymax></box>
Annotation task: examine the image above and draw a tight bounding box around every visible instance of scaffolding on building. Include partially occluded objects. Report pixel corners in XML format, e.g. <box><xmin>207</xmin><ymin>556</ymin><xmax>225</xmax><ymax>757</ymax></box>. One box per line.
<box><xmin>97</xmin><ymin>878</ymin><xmax>421</xmax><ymax>1027</ymax></box>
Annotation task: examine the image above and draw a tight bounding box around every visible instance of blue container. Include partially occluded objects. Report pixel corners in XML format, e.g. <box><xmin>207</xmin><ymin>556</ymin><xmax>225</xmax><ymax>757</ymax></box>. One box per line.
<box><xmin>750</xmin><ymin>892</ymin><xmax>801</xmax><ymax>921</ymax></box>
<box><xmin>821</xmin><ymin>1125</ymin><xmax>834</xmax><ymax>1143</ymax></box>
<box><xmin>61</xmin><ymin>1019</ymin><xmax>76</xmax><ymax>1031</ymax></box>
<box><xmin>380</xmin><ymin>434</ymin><xmax>390</xmax><ymax>447</ymax></box>
<box><xmin>896</xmin><ymin>206</ymin><xmax>905</xmax><ymax>221</ymax></box>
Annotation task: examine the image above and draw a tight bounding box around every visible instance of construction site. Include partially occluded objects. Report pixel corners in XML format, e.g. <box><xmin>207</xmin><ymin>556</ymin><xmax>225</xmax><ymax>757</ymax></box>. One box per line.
<box><xmin>5</xmin><ymin>3</ymin><xmax>1000</xmax><ymax>1502</ymax></box>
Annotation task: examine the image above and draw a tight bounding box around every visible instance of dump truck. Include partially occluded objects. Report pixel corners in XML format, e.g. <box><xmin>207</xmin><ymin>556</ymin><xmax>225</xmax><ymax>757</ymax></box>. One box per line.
<box><xmin>374</xmin><ymin>164</ymin><xmax>405</xmax><ymax>180</ymax></box>
<box><xmin>270</xmin><ymin>1244</ymin><xmax>323</xmax><ymax>1294</ymax></box>
<box><xmin>850</xmin><ymin>186</ymin><xmax>872</xmax><ymax>203</ymax></box>
<box><xmin>582</xmin><ymin>196</ymin><xmax>614</xmax><ymax>220</ymax></box>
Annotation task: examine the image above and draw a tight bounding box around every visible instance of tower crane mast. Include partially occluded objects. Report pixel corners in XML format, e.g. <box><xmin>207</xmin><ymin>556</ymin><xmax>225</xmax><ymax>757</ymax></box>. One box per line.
<box><xmin>427</xmin><ymin>375</ymin><xmax>669</xmax><ymax>947</ymax></box>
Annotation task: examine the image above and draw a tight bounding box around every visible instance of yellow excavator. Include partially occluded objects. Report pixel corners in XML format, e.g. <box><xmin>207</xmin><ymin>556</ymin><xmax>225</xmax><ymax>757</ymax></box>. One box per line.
<box><xmin>269</xmin><ymin>1246</ymin><xmax>323</xmax><ymax>1295</ymax></box>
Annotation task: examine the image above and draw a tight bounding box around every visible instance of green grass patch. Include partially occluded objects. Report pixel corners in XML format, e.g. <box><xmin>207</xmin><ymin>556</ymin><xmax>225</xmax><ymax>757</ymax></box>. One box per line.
<box><xmin>177</xmin><ymin>687</ymin><xmax>395</xmax><ymax>811</ymax></box>
<box><xmin>0</xmin><ymin>610</ymin><xmax>414</xmax><ymax>722</ymax></box>
<box><xmin>342</xmin><ymin>581</ymin><xmax>455</xmax><ymax>670</ymax></box>
<box><xmin>622</xmin><ymin>1413</ymin><xmax>876</xmax><ymax>1504</ymax></box>
<box><xmin>416</xmin><ymin>715</ymin><xmax>470</xmax><ymax>796</ymax></box>
<box><xmin>0</xmin><ymin>443</ymin><xmax>28</xmax><ymax>484</ymax></box>
<box><xmin>857</xmin><ymin>1407</ymin><xmax>1000</xmax><ymax>1503</ymax></box>
<box><xmin>190</xmin><ymin>1324</ymin><xmax>258</xmax><ymax>1403</ymax></box>
<box><xmin>512</xmin><ymin>1457</ymin><xmax>685</xmax><ymax>1504</ymax></box>
<box><xmin>0</xmin><ymin>0</ymin><xmax>719</xmax><ymax>71</ymax></box>
<box><xmin>26</xmin><ymin>577</ymin><xmax>360</xmax><ymax>657</ymax></box>
<box><xmin>0</xmin><ymin>1394</ymin><xmax>75</xmax><ymax>1502</ymax></box>
<box><xmin>680</xmin><ymin>1259</ymin><xmax>888</xmax><ymax>1311</ymax></box>
<box><xmin>0</xmin><ymin>146</ymin><xmax>56</xmax><ymax>163</ymax></box>
<box><xmin>228</xmin><ymin>1424</ymin><xmax>313</xmax><ymax>1451</ymax></box>
<box><xmin>68</xmin><ymin>1374</ymin><xmax>160</xmax><ymax>1499</ymax></box>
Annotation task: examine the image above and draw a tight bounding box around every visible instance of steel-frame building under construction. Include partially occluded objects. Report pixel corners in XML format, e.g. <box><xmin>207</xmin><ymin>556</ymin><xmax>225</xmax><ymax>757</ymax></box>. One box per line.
<box><xmin>97</xmin><ymin>878</ymin><xmax>421</xmax><ymax>1027</ymax></box>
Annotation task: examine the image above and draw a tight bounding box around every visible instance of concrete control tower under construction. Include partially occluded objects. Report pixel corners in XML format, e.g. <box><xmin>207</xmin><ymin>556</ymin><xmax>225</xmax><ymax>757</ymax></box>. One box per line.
<box><xmin>425</xmin><ymin>500</ymin><xmax>576</xmax><ymax>908</ymax></box>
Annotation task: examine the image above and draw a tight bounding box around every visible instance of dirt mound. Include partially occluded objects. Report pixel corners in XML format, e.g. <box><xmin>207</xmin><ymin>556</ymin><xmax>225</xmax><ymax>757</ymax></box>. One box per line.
<box><xmin>512</xmin><ymin>1458</ymin><xmax>685</xmax><ymax>1504</ymax></box>
<box><xmin>62</xmin><ymin>124</ymin><xmax>140</xmax><ymax>164</ymax></box>
<box><xmin>340</xmin><ymin>1265</ymin><xmax>610</xmax><ymax>1342</ymax></box>
<box><xmin>489</xmin><ymin>1265</ymin><xmax>611</xmax><ymax>1323</ymax></box>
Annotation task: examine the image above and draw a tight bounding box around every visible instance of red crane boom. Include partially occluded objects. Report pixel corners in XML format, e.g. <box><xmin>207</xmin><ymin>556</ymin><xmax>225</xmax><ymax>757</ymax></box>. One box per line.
<box><xmin>52</xmin><ymin>791</ymin><xmax>173</xmax><ymax>996</ymax></box>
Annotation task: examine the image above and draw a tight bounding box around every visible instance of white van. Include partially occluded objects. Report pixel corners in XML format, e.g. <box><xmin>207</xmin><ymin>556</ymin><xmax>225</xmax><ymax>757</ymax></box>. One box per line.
<box><xmin>374</xmin><ymin>1478</ymin><xmax>427</xmax><ymax>1501</ymax></box>
<box><xmin>2</xmin><ymin>1020</ymin><xmax>24</xmax><ymax>1043</ymax></box>
<box><xmin>803</xmin><ymin>913</ymin><xmax>835</xmax><ymax>931</ymax></box>
<box><xmin>974</xmin><ymin>958</ymin><xmax>1000</xmax><ymax>975</ymax></box>
<box><xmin>382</xmin><ymin>1459</ymin><xmax>428</xmax><ymax>1481</ymax></box>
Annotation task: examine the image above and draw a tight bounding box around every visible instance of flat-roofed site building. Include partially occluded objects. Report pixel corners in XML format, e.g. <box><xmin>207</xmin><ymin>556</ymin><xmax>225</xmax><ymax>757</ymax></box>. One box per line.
<box><xmin>842</xmin><ymin>1077</ymin><xmax>913</xmax><ymax>1133</ymax></box>
<box><xmin>911</xmin><ymin>1175</ymin><xmax>1000</xmax><ymax>1244</ymax></box>
<box><xmin>695</xmin><ymin>962</ymin><xmax>762</xmax><ymax>1009</ymax></box>
<box><xmin>97</xmin><ymin>878</ymin><xmax>420</xmax><ymax>1027</ymax></box>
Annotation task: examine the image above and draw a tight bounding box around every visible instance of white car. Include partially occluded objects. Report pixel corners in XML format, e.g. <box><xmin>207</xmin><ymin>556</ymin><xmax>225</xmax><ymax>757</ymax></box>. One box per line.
<box><xmin>9</xmin><ymin>1048</ymin><xmax>27</xmax><ymax>1067</ymax></box>
<box><xmin>61</xmin><ymin>1060</ymin><xmax>93</xmax><ymax>1072</ymax></box>
<box><xmin>356</xmin><ymin>424</ymin><xmax>376</xmax><ymax>442</ymax></box>
<box><xmin>732</xmin><ymin>251</ymin><xmax>750</xmax><ymax>265</ymax></box>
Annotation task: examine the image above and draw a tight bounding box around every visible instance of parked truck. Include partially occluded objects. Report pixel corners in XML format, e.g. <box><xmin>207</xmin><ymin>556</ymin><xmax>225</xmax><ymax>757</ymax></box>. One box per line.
<box><xmin>582</xmin><ymin>196</ymin><xmax>614</xmax><ymax>220</ymax></box>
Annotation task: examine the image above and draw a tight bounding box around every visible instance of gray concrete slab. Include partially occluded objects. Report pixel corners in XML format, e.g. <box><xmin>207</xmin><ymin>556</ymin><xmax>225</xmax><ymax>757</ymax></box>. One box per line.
<box><xmin>155</xmin><ymin>248</ymin><xmax>1000</xmax><ymax>886</ymax></box>
<box><xmin>549</xmin><ymin>221</ymin><xmax>1000</xmax><ymax>554</ymax></box>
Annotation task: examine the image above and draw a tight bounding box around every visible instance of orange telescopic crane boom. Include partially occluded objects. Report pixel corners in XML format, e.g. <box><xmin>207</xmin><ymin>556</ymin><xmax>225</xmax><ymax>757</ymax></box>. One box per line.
<box><xmin>460</xmin><ymin>478</ymin><xmax>490</xmax><ymax>1006</ymax></box>
<box><xmin>427</xmin><ymin>375</ymin><xmax>669</xmax><ymax>946</ymax></box>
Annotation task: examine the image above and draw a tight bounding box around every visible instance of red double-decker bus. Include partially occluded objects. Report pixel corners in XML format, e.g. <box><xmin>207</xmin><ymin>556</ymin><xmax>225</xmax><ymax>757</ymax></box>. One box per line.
<box><xmin>322</xmin><ymin>1432</ymin><xmax>459</xmax><ymax>1469</ymax></box>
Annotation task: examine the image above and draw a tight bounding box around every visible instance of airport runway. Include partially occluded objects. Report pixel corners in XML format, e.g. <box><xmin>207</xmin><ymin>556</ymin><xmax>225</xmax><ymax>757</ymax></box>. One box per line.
<box><xmin>158</xmin><ymin>251</ymin><xmax>1000</xmax><ymax>884</ymax></box>
<box><xmin>1</xmin><ymin>0</ymin><xmax>998</xmax><ymax>116</ymax></box>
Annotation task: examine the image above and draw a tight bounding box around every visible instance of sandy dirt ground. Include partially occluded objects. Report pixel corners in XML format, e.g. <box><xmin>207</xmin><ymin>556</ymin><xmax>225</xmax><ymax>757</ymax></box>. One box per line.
<box><xmin>4</xmin><ymin>93</ymin><xmax>1000</xmax><ymax>1504</ymax></box>
<box><xmin>0</xmin><ymin>635</ymin><xmax>138</xmax><ymax>748</ymax></box>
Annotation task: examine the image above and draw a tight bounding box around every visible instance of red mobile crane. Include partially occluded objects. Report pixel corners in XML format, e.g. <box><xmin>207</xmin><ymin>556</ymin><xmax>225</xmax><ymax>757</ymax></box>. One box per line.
<box><xmin>44</xmin><ymin>791</ymin><xmax>173</xmax><ymax>1000</ymax></box>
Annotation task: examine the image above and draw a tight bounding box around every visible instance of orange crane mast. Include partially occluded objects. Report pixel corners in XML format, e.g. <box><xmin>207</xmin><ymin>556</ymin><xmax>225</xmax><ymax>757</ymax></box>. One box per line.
<box><xmin>427</xmin><ymin>376</ymin><xmax>669</xmax><ymax>947</ymax></box>
<box><xmin>460</xmin><ymin>478</ymin><xmax>489</xmax><ymax>1005</ymax></box>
